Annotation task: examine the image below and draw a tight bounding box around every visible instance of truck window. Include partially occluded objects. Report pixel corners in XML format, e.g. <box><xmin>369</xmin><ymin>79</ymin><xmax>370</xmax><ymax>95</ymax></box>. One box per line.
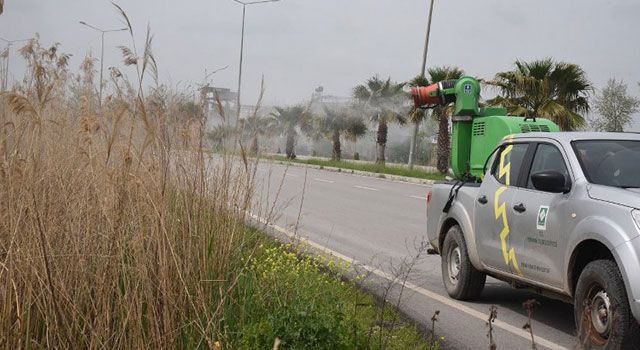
<box><xmin>492</xmin><ymin>143</ymin><xmax>528</xmax><ymax>187</ymax></box>
<box><xmin>573</xmin><ymin>140</ymin><xmax>640</xmax><ymax>188</ymax></box>
<box><xmin>527</xmin><ymin>144</ymin><xmax>569</xmax><ymax>190</ymax></box>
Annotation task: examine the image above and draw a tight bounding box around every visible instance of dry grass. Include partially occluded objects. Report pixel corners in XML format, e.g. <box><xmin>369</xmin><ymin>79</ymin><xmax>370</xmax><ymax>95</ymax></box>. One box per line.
<box><xmin>0</xmin><ymin>7</ymin><xmax>441</xmax><ymax>350</ymax></box>
<box><xmin>0</xmin><ymin>17</ymin><xmax>258</xmax><ymax>349</ymax></box>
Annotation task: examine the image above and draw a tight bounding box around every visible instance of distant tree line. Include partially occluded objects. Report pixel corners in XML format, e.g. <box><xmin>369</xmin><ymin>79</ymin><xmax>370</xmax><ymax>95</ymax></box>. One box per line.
<box><xmin>209</xmin><ymin>58</ymin><xmax>640</xmax><ymax>174</ymax></box>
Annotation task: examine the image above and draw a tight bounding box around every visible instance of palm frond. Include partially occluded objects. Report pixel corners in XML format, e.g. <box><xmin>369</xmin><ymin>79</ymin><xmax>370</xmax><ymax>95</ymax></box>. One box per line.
<box><xmin>492</xmin><ymin>59</ymin><xmax>591</xmax><ymax>130</ymax></box>
<box><xmin>408</xmin><ymin>75</ymin><xmax>430</xmax><ymax>87</ymax></box>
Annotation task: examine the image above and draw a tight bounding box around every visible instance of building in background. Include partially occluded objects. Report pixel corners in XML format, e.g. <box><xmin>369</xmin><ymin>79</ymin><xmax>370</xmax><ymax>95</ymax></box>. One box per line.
<box><xmin>200</xmin><ymin>85</ymin><xmax>273</xmax><ymax>130</ymax></box>
<box><xmin>200</xmin><ymin>85</ymin><xmax>237</xmax><ymax>129</ymax></box>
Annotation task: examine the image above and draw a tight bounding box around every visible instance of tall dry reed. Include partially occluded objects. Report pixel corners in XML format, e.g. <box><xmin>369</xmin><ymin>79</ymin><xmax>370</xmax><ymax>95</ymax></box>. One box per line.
<box><xmin>0</xmin><ymin>11</ymin><xmax>257</xmax><ymax>348</ymax></box>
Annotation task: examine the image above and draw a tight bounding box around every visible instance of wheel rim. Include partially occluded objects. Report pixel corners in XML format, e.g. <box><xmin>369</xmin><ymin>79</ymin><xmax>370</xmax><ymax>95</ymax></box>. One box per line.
<box><xmin>583</xmin><ymin>285</ymin><xmax>612</xmax><ymax>344</ymax></box>
<box><xmin>447</xmin><ymin>245</ymin><xmax>461</xmax><ymax>285</ymax></box>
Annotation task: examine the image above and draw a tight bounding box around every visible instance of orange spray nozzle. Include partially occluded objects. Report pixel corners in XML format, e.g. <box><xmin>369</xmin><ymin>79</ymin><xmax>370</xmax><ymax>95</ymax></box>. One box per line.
<box><xmin>411</xmin><ymin>83</ymin><xmax>441</xmax><ymax>108</ymax></box>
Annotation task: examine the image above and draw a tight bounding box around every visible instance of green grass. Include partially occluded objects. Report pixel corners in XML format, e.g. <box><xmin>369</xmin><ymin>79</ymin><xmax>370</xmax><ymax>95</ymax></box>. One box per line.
<box><xmin>271</xmin><ymin>155</ymin><xmax>446</xmax><ymax>181</ymax></box>
<box><xmin>222</xmin><ymin>231</ymin><xmax>441</xmax><ymax>349</ymax></box>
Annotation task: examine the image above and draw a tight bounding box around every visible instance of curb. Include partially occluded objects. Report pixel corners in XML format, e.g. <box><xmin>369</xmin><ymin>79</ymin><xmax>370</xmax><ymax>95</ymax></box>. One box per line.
<box><xmin>264</xmin><ymin>159</ymin><xmax>437</xmax><ymax>186</ymax></box>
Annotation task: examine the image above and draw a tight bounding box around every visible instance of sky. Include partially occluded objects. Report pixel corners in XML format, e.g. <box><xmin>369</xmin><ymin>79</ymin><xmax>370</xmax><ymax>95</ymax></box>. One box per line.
<box><xmin>1</xmin><ymin>0</ymin><xmax>639</xmax><ymax>125</ymax></box>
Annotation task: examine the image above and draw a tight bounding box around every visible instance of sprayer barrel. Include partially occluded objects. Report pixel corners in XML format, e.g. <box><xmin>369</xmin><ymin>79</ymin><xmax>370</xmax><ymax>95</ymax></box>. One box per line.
<box><xmin>411</xmin><ymin>83</ymin><xmax>441</xmax><ymax>107</ymax></box>
<box><xmin>410</xmin><ymin>79</ymin><xmax>458</xmax><ymax>108</ymax></box>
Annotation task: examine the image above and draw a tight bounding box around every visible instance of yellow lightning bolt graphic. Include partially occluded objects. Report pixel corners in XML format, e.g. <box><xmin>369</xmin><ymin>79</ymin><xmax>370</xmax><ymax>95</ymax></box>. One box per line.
<box><xmin>493</xmin><ymin>138</ymin><xmax>523</xmax><ymax>276</ymax></box>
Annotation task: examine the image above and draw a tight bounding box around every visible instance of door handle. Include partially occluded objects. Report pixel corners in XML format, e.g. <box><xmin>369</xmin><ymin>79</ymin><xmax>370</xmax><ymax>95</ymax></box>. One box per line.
<box><xmin>477</xmin><ymin>195</ymin><xmax>488</xmax><ymax>205</ymax></box>
<box><xmin>513</xmin><ymin>203</ymin><xmax>526</xmax><ymax>213</ymax></box>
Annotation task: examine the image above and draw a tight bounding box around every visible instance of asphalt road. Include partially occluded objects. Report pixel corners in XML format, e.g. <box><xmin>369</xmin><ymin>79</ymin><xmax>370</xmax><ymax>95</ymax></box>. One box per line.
<box><xmin>251</xmin><ymin>160</ymin><xmax>577</xmax><ymax>350</ymax></box>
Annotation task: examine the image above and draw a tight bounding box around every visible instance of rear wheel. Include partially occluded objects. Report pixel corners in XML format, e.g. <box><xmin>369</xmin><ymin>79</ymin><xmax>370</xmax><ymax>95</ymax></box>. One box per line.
<box><xmin>441</xmin><ymin>225</ymin><xmax>486</xmax><ymax>300</ymax></box>
<box><xmin>574</xmin><ymin>259</ymin><xmax>640</xmax><ymax>349</ymax></box>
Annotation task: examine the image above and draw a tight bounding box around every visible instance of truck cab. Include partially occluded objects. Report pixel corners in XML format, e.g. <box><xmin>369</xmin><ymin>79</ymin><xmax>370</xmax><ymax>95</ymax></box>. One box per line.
<box><xmin>427</xmin><ymin>132</ymin><xmax>640</xmax><ymax>349</ymax></box>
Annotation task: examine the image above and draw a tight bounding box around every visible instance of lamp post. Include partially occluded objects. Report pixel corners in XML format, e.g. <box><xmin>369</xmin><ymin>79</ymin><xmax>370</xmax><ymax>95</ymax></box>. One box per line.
<box><xmin>408</xmin><ymin>0</ymin><xmax>436</xmax><ymax>169</ymax></box>
<box><xmin>79</xmin><ymin>21</ymin><xmax>127</xmax><ymax>107</ymax></box>
<box><xmin>0</xmin><ymin>37</ymin><xmax>30</xmax><ymax>91</ymax></box>
<box><xmin>229</xmin><ymin>0</ymin><xmax>280</xmax><ymax>124</ymax></box>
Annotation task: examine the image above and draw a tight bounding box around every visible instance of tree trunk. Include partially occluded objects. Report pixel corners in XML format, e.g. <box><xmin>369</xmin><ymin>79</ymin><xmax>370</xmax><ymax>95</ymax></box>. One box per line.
<box><xmin>285</xmin><ymin>129</ymin><xmax>296</xmax><ymax>160</ymax></box>
<box><xmin>332</xmin><ymin>129</ymin><xmax>341</xmax><ymax>161</ymax></box>
<box><xmin>376</xmin><ymin>120</ymin><xmax>388</xmax><ymax>165</ymax></box>
<box><xmin>408</xmin><ymin>121</ymin><xmax>419</xmax><ymax>169</ymax></box>
<box><xmin>249</xmin><ymin>134</ymin><xmax>259</xmax><ymax>155</ymax></box>
<box><xmin>436</xmin><ymin>112</ymin><xmax>450</xmax><ymax>174</ymax></box>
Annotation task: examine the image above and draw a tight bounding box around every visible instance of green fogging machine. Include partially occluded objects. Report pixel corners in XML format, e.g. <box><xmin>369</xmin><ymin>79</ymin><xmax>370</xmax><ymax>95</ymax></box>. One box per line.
<box><xmin>410</xmin><ymin>77</ymin><xmax>559</xmax><ymax>181</ymax></box>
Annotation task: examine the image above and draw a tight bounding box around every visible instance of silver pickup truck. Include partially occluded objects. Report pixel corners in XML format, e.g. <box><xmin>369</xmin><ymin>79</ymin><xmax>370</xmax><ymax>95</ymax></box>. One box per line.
<box><xmin>426</xmin><ymin>132</ymin><xmax>640</xmax><ymax>349</ymax></box>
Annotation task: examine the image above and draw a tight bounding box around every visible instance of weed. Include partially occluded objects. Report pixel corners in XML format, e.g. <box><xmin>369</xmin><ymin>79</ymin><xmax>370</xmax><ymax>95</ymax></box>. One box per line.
<box><xmin>522</xmin><ymin>299</ymin><xmax>540</xmax><ymax>349</ymax></box>
<box><xmin>487</xmin><ymin>305</ymin><xmax>498</xmax><ymax>350</ymax></box>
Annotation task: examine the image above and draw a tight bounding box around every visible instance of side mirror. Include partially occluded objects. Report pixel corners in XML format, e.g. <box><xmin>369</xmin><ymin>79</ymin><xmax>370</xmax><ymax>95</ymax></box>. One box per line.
<box><xmin>531</xmin><ymin>170</ymin><xmax>571</xmax><ymax>193</ymax></box>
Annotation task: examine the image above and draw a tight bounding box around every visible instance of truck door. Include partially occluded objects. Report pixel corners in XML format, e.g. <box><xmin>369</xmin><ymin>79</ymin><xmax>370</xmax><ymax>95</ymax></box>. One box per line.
<box><xmin>510</xmin><ymin>142</ymin><xmax>573</xmax><ymax>288</ymax></box>
<box><xmin>474</xmin><ymin>142</ymin><xmax>531</xmax><ymax>275</ymax></box>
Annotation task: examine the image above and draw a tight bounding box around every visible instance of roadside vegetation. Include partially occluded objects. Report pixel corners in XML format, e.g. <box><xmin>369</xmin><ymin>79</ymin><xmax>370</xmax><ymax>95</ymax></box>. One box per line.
<box><xmin>270</xmin><ymin>155</ymin><xmax>446</xmax><ymax>181</ymax></box>
<box><xmin>0</xmin><ymin>8</ymin><xmax>438</xmax><ymax>348</ymax></box>
<box><xmin>235</xmin><ymin>238</ymin><xmax>438</xmax><ymax>350</ymax></box>
<box><xmin>590</xmin><ymin>78</ymin><xmax>640</xmax><ymax>132</ymax></box>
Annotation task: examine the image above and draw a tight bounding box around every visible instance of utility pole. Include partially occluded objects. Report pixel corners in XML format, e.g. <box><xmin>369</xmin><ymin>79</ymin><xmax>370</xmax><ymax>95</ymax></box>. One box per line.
<box><xmin>229</xmin><ymin>0</ymin><xmax>280</xmax><ymax>124</ymax></box>
<box><xmin>408</xmin><ymin>0</ymin><xmax>435</xmax><ymax>169</ymax></box>
<box><xmin>0</xmin><ymin>37</ymin><xmax>30</xmax><ymax>91</ymax></box>
<box><xmin>79</xmin><ymin>21</ymin><xmax>127</xmax><ymax>107</ymax></box>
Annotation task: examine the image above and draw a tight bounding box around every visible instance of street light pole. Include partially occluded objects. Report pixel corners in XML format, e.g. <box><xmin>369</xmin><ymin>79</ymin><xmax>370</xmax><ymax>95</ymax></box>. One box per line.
<box><xmin>237</xmin><ymin>4</ymin><xmax>246</xmax><ymax>123</ymax></box>
<box><xmin>408</xmin><ymin>0</ymin><xmax>435</xmax><ymax>169</ymax></box>
<box><xmin>420</xmin><ymin>0</ymin><xmax>435</xmax><ymax>78</ymax></box>
<box><xmin>230</xmin><ymin>0</ymin><xmax>280</xmax><ymax>124</ymax></box>
<box><xmin>79</xmin><ymin>21</ymin><xmax>127</xmax><ymax>107</ymax></box>
<box><xmin>0</xmin><ymin>37</ymin><xmax>30</xmax><ymax>91</ymax></box>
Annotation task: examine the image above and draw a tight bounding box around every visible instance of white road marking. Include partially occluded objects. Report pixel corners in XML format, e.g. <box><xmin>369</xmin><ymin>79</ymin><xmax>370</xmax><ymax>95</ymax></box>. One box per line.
<box><xmin>285</xmin><ymin>173</ymin><xmax>298</xmax><ymax>177</ymax></box>
<box><xmin>314</xmin><ymin>178</ymin><xmax>335</xmax><ymax>184</ymax></box>
<box><xmin>353</xmin><ymin>185</ymin><xmax>379</xmax><ymax>191</ymax></box>
<box><xmin>409</xmin><ymin>195</ymin><xmax>425</xmax><ymax>200</ymax></box>
<box><xmin>247</xmin><ymin>212</ymin><xmax>568</xmax><ymax>350</ymax></box>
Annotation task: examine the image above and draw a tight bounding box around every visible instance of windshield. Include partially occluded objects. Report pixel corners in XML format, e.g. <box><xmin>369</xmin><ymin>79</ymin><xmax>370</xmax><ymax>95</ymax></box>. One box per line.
<box><xmin>573</xmin><ymin>140</ymin><xmax>640</xmax><ymax>188</ymax></box>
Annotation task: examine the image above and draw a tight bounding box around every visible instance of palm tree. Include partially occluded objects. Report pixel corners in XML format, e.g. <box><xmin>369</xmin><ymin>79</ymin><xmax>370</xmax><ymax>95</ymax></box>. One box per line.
<box><xmin>353</xmin><ymin>76</ymin><xmax>405</xmax><ymax>165</ymax></box>
<box><xmin>344</xmin><ymin>113</ymin><xmax>368</xmax><ymax>160</ymax></box>
<box><xmin>316</xmin><ymin>107</ymin><xmax>367</xmax><ymax>161</ymax></box>
<box><xmin>428</xmin><ymin>66</ymin><xmax>464</xmax><ymax>174</ymax></box>
<box><xmin>270</xmin><ymin>105</ymin><xmax>312</xmax><ymax>159</ymax></box>
<box><xmin>240</xmin><ymin>115</ymin><xmax>275</xmax><ymax>154</ymax></box>
<box><xmin>407</xmin><ymin>75</ymin><xmax>430</xmax><ymax>168</ymax></box>
<box><xmin>488</xmin><ymin>58</ymin><xmax>592</xmax><ymax>130</ymax></box>
<box><xmin>207</xmin><ymin>124</ymin><xmax>237</xmax><ymax>150</ymax></box>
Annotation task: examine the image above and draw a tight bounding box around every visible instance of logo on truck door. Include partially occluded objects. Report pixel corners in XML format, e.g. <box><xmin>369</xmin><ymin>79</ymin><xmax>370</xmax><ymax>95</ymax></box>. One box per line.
<box><xmin>537</xmin><ymin>206</ymin><xmax>549</xmax><ymax>230</ymax></box>
<box><xmin>493</xmin><ymin>140</ymin><xmax>523</xmax><ymax>276</ymax></box>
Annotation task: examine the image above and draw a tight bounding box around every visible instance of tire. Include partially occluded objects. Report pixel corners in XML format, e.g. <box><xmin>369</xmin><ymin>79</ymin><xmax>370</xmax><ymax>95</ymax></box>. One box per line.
<box><xmin>441</xmin><ymin>225</ymin><xmax>486</xmax><ymax>300</ymax></box>
<box><xmin>574</xmin><ymin>259</ymin><xmax>640</xmax><ymax>350</ymax></box>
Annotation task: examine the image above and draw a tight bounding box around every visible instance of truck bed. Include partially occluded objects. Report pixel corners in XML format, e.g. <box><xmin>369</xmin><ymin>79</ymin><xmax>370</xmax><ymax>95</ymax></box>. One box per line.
<box><xmin>427</xmin><ymin>181</ymin><xmax>481</xmax><ymax>254</ymax></box>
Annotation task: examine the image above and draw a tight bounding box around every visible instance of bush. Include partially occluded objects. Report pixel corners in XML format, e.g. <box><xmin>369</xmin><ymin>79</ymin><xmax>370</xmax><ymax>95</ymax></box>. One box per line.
<box><xmin>224</xmin><ymin>243</ymin><xmax>434</xmax><ymax>350</ymax></box>
<box><xmin>234</xmin><ymin>245</ymin><xmax>351</xmax><ymax>349</ymax></box>
<box><xmin>387</xmin><ymin>137</ymin><xmax>434</xmax><ymax>165</ymax></box>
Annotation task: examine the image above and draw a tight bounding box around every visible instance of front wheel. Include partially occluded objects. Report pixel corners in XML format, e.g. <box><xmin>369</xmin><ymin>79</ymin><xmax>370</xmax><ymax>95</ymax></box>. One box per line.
<box><xmin>441</xmin><ymin>225</ymin><xmax>486</xmax><ymax>300</ymax></box>
<box><xmin>574</xmin><ymin>259</ymin><xmax>640</xmax><ymax>349</ymax></box>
